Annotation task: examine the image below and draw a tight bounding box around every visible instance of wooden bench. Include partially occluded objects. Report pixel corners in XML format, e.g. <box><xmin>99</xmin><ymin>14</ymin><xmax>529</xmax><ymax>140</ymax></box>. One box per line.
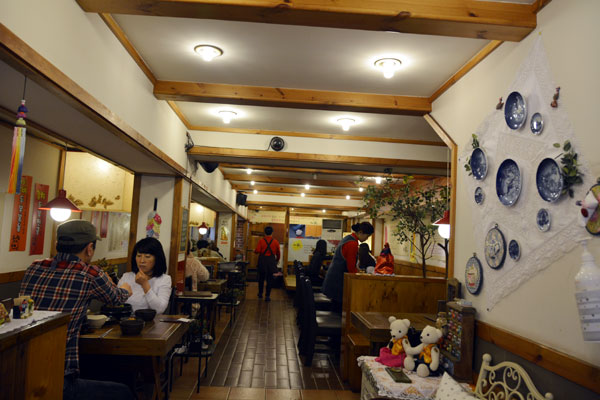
<box><xmin>347</xmin><ymin>332</ymin><xmax>370</xmax><ymax>392</ymax></box>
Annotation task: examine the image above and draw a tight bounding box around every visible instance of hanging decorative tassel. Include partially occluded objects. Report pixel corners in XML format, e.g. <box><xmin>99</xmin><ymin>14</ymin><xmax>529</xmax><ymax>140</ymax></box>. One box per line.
<box><xmin>8</xmin><ymin>100</ymin><xmax>28</xmax><ymax>194</ymax></box>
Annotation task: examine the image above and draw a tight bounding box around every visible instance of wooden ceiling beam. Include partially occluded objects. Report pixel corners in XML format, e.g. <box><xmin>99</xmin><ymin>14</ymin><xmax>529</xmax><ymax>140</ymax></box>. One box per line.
<box><xmin>246</xmin><ymin>200</ymin><xmax>359</xmax><ymax>211</ymax></box>
<box><xmin>189</xmin><ymin>146</ymin><xmax>446</xmax><ymax>169</ymax></box>
<box><xmin>76</xmin><ymin>0</ymin><xmax>538</xmax><ymax>42</ymax></box>
<box><xmin>154</xmin><ymin>81</ymin><xmax>430</xmax><ymax>115</ymax></box>
<box><xmin>234</xmin><ymin>183</ymin><xmax>362</xmax><ymax>198</ymax></box>
<box><xmin>224</xmin><ymin>174</ymin><xmax>365</xmax><ymax>188</ymax></box>
<box><xmin>220</xmin><ymin>163</ymin><xmax>439</xmax><ymax>179</ymax></box>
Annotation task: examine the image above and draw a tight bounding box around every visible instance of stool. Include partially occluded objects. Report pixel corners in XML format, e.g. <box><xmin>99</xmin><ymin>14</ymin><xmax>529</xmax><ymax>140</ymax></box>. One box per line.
<box><xmin>347</xmin><ymin>332</ymin><xmax>370</xmax><ymax>392</ymax></box>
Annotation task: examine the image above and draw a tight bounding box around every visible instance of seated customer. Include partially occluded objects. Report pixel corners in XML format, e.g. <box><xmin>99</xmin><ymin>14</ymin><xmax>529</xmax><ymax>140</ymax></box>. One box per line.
<box><xmin>186</xmin><ymin>240</ymin><xmax>210</xmax><ymax>290</ymax></box>
<box><xmin>118</xmin><ymin>237</ymin><xmax>171</xmax><ymax>314</ymax></box>
<box><xmin>307</xmin><ymin>239</ymin><xmax>330</xmax><ymax>286</ymax></box>
<box><xmin>197</xmin><ymin>239</ymin><xmax>224</xmax><ymax>260</ymax></box>
<box><xmin>358</xmin><ymin>243</ymin><xmax>376</xmax><ymax>272</ymax></box>
<box><xmin>19</xmin><ymin>220</ymin><xmax>133</xmax><ymax>400</ymax></box>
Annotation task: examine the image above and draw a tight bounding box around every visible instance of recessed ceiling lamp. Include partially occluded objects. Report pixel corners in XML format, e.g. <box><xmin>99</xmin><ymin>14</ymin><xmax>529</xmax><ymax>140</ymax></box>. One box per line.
<box><xmin>218</xmin><ymin>110</ymin><xmax>237</xmax><ymax>124</ymax></box>
<box><xmin>322</xmin><ymin>209</ymin><xmax>326</xmax><ymax>213</ymax></box>
<box><xmin>250</xmin><ymin>181</ymin><xmax>255</xmax><ymax>186</ymax></box>
<box><xmin>346</xmin><ymin>195</ymin><xmax>350</xmax><ymax>200</ymax></box>
<box><xmin>304</xmin><ymin>184</ymin><xmax>310</xmax><ymax>190</ymax></box>
<box><xmin>359</xmin><ymin>187</ymin><xmax>364</xmax><ymax>192</ymax></box>
<box><xmin>253</xmin><ymin>189</ymin><xmax>258</xmax><ymax>194</ymax></box>
<box><xmin>246</xmin><ymin>168</ymin><xmax>252</xmax><ymax>175</ymax></box>
<box><xmin>375</xmin><ymin>177</ymin><xmax>382</xmax><ymax>184</ymax></box>
<box><xmin>374</xmin><ymin>58</ymin><xmax>402</xmax><ymax>79</ymax></box>
<box><xmin>336</xmin><ymin>117</ymin><xmax>356</xmax><ymax>132</ymax></box>
<box><xmin>194</xmin><ymin>44</ymin><xmax>223</xmax><ymax>62</ymax></box>
<box><xmin>301</xmin><ymin>193</ymin><xmax>305</xmax><ymax>197</ymax></box>
<box><xmin>291</xmin><ymin>208</ymin><xmax>294</xmax><ymax>211</ymax></box>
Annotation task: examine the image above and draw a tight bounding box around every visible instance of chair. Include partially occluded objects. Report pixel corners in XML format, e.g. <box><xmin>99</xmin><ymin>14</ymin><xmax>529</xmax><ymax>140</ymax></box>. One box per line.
<box><xmin>299</xmin><ymin>277</ymin><xmax>342</xmax><ymax>366</ymax></box>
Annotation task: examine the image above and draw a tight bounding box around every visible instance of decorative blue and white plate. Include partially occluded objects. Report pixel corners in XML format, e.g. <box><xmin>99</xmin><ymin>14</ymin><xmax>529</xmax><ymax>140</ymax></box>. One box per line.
<box><xmin>530</xmin><ymin>112</ymin><xmax>544</xmax><ymax>135</ymax></box>
<box><xmin>465</xmin><ymin>254</ymin><xmax>483</xmax><ymax>295</ymax></box>
<box><xmin>508</xmin><ymin>240</ymin><xmax>520</xmax><ymax>261</ymax></box>
<box><xmin>537</xmin><ymin>208</ymin><xmax>551</xmax><ymax>232</ymax></box>
<box><xmin>496</xmin><ymin>159</ymin><xmax>522</xmax><ymax>206</ymax></box>
<box><xmin>474</xmin><ymin>187</ymin><xmax>484</xmax><ymax>205</ymax></box>
<box><xmin>485</xmin><ymin>224</ymin><xmax>506</xmax><ymax>269</ymax></box>
<box><xmin>470</xmin><ymin>148</ymin><xmax>487</xmax><ymax>180</ymax></box>
<box><xmin>505</xmin><ymin>91</ymin><xmax>527</xmax><ymax>130</ymax></box>
<box><xmin>536</xmin><ymin>158</ymin><xmax>563</xmax><ymax>203</ymax></box>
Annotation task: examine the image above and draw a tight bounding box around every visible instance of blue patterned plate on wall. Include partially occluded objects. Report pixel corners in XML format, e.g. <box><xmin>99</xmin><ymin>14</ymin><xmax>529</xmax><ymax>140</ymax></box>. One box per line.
<box><xmin>485</xmin><ymin>224</ymin><xmax>506</xmax><ymax>269</ymax></box>
<box><xmin>537</xmin><ymin>208</ymin><xmax>551</xmax><ymax>232</ymax></box>
<box><xmin>465</xmin><ymin>254</ymin><xmax>483</xmax><ymax>295</ymax></box>
<box><xmin>474</xmin><ymin>187</ymin><xmax>484</xmax><ymax>205</ymax></box>
<box><xmin>530</xmin><ymin>112</ymin><xmax>544</xmax><ymax>135</ymax></box>
<box><xmin>508</xmin><ymin>240</ymin><xmax>520</xmax><ymax>261</ymax></box>
<box><xmin>505</xmin><ymin>91</ymin><xmax>527</xmax><ymax>130</ymax></box>
<box><xmin>536</xmin><ymin>158</ymin><xmax>563</xmax><ymax>203</ymax></box>
<box><xmin>496</xmin><ymin>159</ymin><xmax>522</xmax><ymax>206</ymax></box>
<box><xmin>470</xmin><ymin>148</ymin><xmax>487</xmax><ymax>180</ymax></box>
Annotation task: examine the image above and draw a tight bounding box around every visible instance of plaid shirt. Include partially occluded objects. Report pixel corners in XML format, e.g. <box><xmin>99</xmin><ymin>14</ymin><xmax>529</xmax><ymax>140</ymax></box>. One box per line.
<box><xmin>19</xmin><ymin>253</ymin><xmax>130</xmax><ymax>376</ymax></box>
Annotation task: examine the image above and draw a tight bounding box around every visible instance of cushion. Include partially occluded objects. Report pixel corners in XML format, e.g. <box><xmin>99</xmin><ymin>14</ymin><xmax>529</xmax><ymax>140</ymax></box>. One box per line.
<box><xmin>435</xmin><ymin>372</ymin><xmax>476</xmax><ymax>400</ymax></box>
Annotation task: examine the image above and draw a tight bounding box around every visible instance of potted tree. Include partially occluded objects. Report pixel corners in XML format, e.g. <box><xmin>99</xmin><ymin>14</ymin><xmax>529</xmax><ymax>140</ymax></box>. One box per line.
<box><xmin>362</xmin><ymin>176</ymin><xmax>449</xmax><ymax>278</ymax></box>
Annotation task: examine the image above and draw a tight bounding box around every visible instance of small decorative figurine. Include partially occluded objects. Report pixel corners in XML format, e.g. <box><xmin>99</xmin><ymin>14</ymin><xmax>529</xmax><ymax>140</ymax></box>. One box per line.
<box><xmin>13</xmin><ymin>296</ymin><xmax>34</xmax><ymax>318</ymax></box>
<box><xmin>375</xmin><ymin>317</ymin><xmax>411</xmax><ymax>368</ymax></box>
<box><xmin>551</xmin><ymin>86</ymin><xmax>560</xmax><ymax>108</ymax></box>
<box><xmin>0</xmin><ymin>303</ymin><xmax>10</xmax><ymax>326</ymax></box>
<box><xmin>495</xmin><ymin>97</ymin><xmax>504</xmax><ymax>110</ymax></box>
<box><xmin>403</xmin><ymin>325</ymin><xmax>443</xmax><ymax>377</ymax></box>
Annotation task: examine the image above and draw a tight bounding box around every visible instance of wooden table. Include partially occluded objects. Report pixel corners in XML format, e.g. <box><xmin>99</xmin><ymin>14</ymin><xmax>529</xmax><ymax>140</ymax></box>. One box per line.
<box><xmin>351</xmin><ymin>311</ymin><xmax>437</xmax><ymax>355</ymax></box>
<box><xmin>175</xmin><ymin>293</ymin><xmax>219</xmax><ymax>337</ymax></box>
<box><xmin>0</xmin><ymin>312</ymin><xmax>70</xmax><ymax>400</ymax></box>
<box><xmin>80</xmin><ymin>315</ymin><xmax>189</xmax><ymax>400</ymax></box>
<box><xmin>195</xmin><ymin>279</ymin><xmax>227</xmax><ymax>294</ymax></box>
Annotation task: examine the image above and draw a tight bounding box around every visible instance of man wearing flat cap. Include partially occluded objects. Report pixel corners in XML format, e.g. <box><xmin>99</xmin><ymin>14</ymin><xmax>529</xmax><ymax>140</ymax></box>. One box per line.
<box><xmin>20</xmin><ymin>220</ymin><xmax>134</xmax><ymax>399</ymax></box>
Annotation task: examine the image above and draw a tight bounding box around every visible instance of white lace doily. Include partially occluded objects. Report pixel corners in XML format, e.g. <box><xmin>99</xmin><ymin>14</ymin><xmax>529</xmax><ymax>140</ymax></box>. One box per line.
<box><xmin>460</xmin><ymin>37</ymin><xmax>591</xmax><ymax>310</ymax></box>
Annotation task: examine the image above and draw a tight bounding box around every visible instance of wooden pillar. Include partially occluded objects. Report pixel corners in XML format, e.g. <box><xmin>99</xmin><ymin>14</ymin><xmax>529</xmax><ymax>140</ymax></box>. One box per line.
<box><xmin>229</xmin><ymin>215</ymin><xmax>236</xmax><ymax>262</ymax></box>
<box><xmin>371</xmin><ymin>218</ymin><xmax>377</xmax><ymax>253</ymax></box>
<box><xmin>168</xmin><ymin>177</ymin><xmax>183</xmax><ymax>284</ymax></box>
<box><xmin>126</xmin><ymin>173</ymin><xmax>142</xmax><ymax>271</ymax></box>
<box><xmin>282</xmin><ymin>207</ymin><xmax>290</xmax><ymax>277</ymax></box>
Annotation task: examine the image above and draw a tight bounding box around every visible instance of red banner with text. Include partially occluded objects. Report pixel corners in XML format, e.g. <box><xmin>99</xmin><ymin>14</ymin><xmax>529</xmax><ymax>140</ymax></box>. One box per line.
<box><xmin>9</xmin><ymin>175</ymin><xmax>32</xmax><ymax>252</ymax></box>
<box><xmin>29</xmin><ymin>183</ymin><xmax>49</xmax><ymax>255</ymax></box>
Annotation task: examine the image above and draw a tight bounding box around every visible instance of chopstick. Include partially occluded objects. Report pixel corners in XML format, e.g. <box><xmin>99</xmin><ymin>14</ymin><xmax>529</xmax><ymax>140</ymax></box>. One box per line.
<box><xmin>98</xmin><ymin>327</ymin><xmax>114</xmax><ymax>338</ymax></box>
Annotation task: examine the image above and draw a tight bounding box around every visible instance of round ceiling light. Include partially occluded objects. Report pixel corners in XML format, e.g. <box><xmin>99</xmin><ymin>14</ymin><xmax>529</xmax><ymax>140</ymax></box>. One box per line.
<box><xmin>374</xmin><ymin>58</ymin><xmax>402</xmax><ymax>79</ymax></box>
<box><xmin>194</xmin><ymin>44</ymin><xmax>223</xmax><ymax>62</ymax></box>
<box><xmin>218</xmin><ymin>110</ymin><xmax>237</xmax><ymax>124</ymax></box>
<box><xmin>336</xmin><ymin>118</ymin><xmax>356</xmax><ymax>132</ymax></box>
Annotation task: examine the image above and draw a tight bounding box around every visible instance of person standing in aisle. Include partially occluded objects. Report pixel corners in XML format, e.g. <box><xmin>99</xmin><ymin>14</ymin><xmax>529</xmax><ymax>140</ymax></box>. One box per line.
<box><xmin>254</xmin><ymin>226</ymin><xmax>280</xmax><ymax>302</ymax></box>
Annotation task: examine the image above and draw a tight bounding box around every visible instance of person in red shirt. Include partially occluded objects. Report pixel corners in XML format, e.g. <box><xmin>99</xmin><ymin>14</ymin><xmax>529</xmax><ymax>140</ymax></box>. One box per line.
<box><xmin>322</xmin><ymin>222</ymin><xmax>374</xmax><ymax>307</ymax></box>
<box><xmin>254</xmin><ymin>226</ymin><xmax>280</xmax><ymax>301</ymax></box>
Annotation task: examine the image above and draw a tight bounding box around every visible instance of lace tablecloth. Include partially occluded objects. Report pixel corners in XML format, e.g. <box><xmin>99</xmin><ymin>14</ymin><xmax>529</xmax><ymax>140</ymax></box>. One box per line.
<box><xmin>358</xmin><ymin>356</ymin><xmax>443</xmax><ymax>400</ymax></box>
<box><xmin>0</xmin><ymin>310</ymin><xmax>62</xmax><ymax>335</ymax></box>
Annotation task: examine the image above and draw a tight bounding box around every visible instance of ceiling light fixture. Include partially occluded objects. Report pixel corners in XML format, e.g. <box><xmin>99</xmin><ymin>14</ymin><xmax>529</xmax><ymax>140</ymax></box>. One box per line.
<box><xmin>198</xmin><ymin>222</ymin><xmax>209</xmax><ymax>235</ymax></box>
<box><xmin>218</xmin><ymin>110</ymin><xmax>237</xmax><ymax>124</ymax></box>
<box><xmin>346</xmin><ymin>195</ymin><xmax>350</xmax><ymax>200</ymax></box>
<box><xmin>291</xmin><ymin>208</ymin><xmax>294</xmax><ymax>211</ymax></box>
<box><xmin>39</xmin><ymin>189</ymin><xmax>82</xmax><ymax>222</ymax></box>
<box><xmin>250</xmin><ymin>181</ymin><xmax>255</xmax><ymax>186</ymax></box>
<box><xmin>336</xmin><ymin>117</ymin><xmax>356</xmax><ymax>132</ymax></box>
<box><xmin>375</xmin><ymin>177</ymin><xmax>382</xmax><ymax>184</ymax></box>
<box><xmin>304</xmin><ymin>184</ymin><xmax>310</xmax><ymax>190</ymax></box>
<box><xmin>322</xmin><ymin>209</ymin><xmax>326</xmax><ymax>213</ymax></box>
<box><xmin>301</xmin><ymin>193</ymin><xmax>305</xmax><ymax>197</ymax></box>
<box><xmin>359</xmin><ymin>187</ymin><xmax>364</xmax><ymax>192</ymax></box>
<box><xmin>246</xmin><ymin>168</ymin><xmax>252</xmax><ymax>175</ymax></box>
<box><xmin>374</xmin><ymin>58</ymin><xmax>402</xmax><ymax>79</ymax></box>
<box><xmin>253</xmin><ymin>189</ymin><xmax>258</xmax><ymax>194</ymax></box>
<box><xmin>194</xmin><ymin>44</ymin><xmax>223</xmax><ymax>62</ymax></box>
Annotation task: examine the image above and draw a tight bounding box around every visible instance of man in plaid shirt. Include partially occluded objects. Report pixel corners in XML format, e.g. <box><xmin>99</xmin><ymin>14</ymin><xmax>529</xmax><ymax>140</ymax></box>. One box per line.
<box><xmin>20</xmin><ymin>220</ymin><xmax>134</xmax><ymax>399</ymax></box>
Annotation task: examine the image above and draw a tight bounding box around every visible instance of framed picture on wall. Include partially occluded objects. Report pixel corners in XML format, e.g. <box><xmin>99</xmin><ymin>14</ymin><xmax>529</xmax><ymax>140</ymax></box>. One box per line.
<box><xmin>179</xmin><ymin>207</ymin><xmax>189</xmax><ymax>253</ymax></box>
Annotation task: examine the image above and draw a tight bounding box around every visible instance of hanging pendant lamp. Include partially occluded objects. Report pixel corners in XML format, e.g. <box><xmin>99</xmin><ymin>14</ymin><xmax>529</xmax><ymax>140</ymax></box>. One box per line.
<box><xmin>39</xmin><ymin>189</ymin><xmax>82</xmax><ymax>222</ymax></box>
<box><xmin>433</xmin><ymin>210</ymin><xmax>450</xmax><ymax>239</ymax></box>
<box><xmin>198</xmin><ymin>222</ymin><xmax>209</xmax><ymax>235</ymax></box>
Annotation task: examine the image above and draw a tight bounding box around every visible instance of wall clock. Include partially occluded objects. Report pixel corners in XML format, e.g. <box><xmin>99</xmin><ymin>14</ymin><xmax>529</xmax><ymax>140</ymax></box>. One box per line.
<box><xmin>465</xmin><ymin>254</ymin><xmax>483</xmax><ymax>295</ymax></box>
<box><xmin>485</xmin><ymin>224</ymin><xmax>507</xmax><ymax>269</ymax></box>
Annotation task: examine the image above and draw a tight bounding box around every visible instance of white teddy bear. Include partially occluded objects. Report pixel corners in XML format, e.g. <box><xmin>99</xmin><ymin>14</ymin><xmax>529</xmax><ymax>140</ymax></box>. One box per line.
<box><xmin>387</xmin><ymin>317</ymin><xmax>411</xmax><ymax>355</ymax></box>
<box><xmin>402</xmin><ymin>325</ymin><xmax>443</xmax><ymax>377</ymax></box>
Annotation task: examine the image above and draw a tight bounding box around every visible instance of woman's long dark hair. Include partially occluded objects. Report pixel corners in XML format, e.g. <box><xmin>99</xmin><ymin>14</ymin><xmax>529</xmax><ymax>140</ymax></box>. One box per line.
<box><xmin>131</xmin><ymin>237</ymin><xmax>167</xmax><ymax>277</ymax></box>
<box><xmin>358</xmin><ymin>243</ymin><xmax>374</xmax><ymax>267</ymax></box>
<box><xmin>351</xmin><ymin>221</ymin><xmax>374</xmax><ymax>235</ymax></box>
<box><xmin>313</xmin><ymin>239</ymin><xmax>327</xmax><ymax>255</ymax></box>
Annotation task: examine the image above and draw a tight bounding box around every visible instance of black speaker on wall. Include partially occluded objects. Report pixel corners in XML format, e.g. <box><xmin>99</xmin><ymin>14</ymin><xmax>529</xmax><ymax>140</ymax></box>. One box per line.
<box><xmin>236</xmin><ymin>192</ymin><xmax>247</xmax><ymax>206</ymax></box>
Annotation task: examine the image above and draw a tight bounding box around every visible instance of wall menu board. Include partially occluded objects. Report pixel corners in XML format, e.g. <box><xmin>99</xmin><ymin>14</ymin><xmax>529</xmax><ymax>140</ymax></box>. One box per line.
<box><xmin>179</xmin><ymin>207</ymin><xmax>189</xmax><ymax>253</ymax></box>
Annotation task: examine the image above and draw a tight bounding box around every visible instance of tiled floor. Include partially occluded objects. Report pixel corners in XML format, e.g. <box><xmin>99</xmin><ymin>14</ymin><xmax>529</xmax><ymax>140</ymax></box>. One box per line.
<box><xmin>169</xmin><ymin>283</ymin><xmax>356</xmax><ymax>400</ymax></box>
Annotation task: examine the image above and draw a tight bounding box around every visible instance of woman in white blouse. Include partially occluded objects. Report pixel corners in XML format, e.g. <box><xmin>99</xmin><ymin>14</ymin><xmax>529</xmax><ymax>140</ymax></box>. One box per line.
<box><xmin>117</xmin><ymin>237</ymin><xmax>171</xmax><ymax>314</ymax></box>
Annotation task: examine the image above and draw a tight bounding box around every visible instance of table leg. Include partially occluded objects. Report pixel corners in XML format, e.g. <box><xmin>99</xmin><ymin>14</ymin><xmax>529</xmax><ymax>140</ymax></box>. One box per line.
<box><xmin>151</xmin><ymin>356</ymin><xmax>163</xmax><ymax>400</ymax></box>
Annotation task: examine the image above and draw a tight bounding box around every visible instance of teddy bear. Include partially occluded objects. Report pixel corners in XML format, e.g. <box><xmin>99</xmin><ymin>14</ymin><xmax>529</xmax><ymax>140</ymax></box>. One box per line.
<box><xmin>402</xmin><ymin>325</ymin><xmax>443</xmax><ymax>377</ymax></box>
<box><xmin>375</xmin><ymin>316</ymin><xmax>410</xmax><ymax>368</ymax></box>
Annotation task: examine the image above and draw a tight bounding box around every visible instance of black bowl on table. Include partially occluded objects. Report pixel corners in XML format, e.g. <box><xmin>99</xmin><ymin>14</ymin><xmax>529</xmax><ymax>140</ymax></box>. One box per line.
<box><xmin>119</xmin><ymin>318</ymin><xmax>144</xmax><ymax>335</ymax></box>
<box><xmin>101</xmin><ymin>303</ymin><xmax>132</xmax><ymax>322</ymax></box>
<box><xmin>134</xmin><ymin>308</ymin><xmax>156</xmax><ymax>322</ymax></box>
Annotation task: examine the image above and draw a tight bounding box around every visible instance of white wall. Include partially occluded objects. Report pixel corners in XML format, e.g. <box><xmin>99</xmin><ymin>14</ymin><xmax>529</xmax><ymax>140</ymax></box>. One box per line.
<box><xmin>432</xmin><ymin>0</ymin><xmax>600</xmax><ymax>366</ymax></box>
<box><xmin>135</xmin><ymin>176</ymin><xmax>175</xmax><ymax>263</ymax></box>
<box><xmin>0</xmin><ymin>131</ymin><xmax>60</xmax><ymax>272</ymax></box>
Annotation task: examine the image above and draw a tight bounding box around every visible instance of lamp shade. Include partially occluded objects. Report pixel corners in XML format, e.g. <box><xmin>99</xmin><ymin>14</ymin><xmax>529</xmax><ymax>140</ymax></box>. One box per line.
<box><xmin>433</xmin><ymin>210</ymin><xmax>450</xmax><ymax>239</ymax></box>
<box><xmin>39</xmin><ymin>189</ymin><xmax>81</xmax><ymax>221</ymax></box>
<box><xmin>198</xmin><ymin>222</ymin><xmax>209</xmax><ymax>235</ymax></box>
